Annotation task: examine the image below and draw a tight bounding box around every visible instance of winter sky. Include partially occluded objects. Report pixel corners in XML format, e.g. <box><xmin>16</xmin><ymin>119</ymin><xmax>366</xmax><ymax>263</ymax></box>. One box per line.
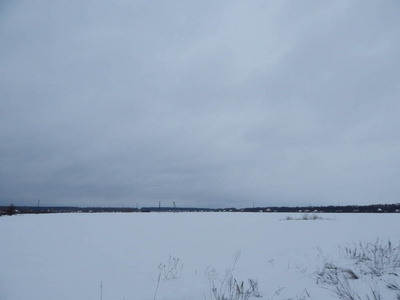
<box><xmin>1</xmin><ymin>1</ymin><xmax>400</xmax><ymax>208</ymax></box>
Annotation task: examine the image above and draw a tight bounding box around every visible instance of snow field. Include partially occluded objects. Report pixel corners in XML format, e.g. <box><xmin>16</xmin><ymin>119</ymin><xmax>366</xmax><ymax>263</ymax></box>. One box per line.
<box><xmin>1</xmin><ymin>212</ymin><xmax>399</xmax><ymax>299</ymax></box>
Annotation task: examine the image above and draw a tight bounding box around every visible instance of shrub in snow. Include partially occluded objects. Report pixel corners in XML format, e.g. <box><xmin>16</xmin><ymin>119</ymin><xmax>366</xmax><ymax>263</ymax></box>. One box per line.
<box><xmin>158</xmin><ymin>255</ymin><xmax>183</xmax><ymax>280</ymax></box>
<box><xmin>316</xmin><ymin>239</ymin><xmax>400</xmax><ymax>300</ymax></box>
<box><xmin>282</xmin><ymin>213</ymin><xmax>329</xmax><ymax>221</ymax></box>
<box><xmin>205</xmin><ymin>252</ymin><xmax>261</xmax><ymax>300</ymax></box>
<box><xmin>154</xmin><ymin>256</ymin><xmax>183</xmax><ymax>300</ymax></box>
<box><xmin>206</xmin><ymin>270</ymin><xmax>261</xmax><ymax>300</ymax></box>
<box><xmin>341</xmin><ymin>239</ymin><xmax>400</xmax><ymax>277</ymax></box>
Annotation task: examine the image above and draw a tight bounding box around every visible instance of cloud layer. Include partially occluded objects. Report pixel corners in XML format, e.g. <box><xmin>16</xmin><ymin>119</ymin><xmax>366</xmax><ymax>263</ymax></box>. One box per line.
<box><xmin>1</xmin><ymin>0</ymin><xmax>400</xmax><ymax>208</ymax></box>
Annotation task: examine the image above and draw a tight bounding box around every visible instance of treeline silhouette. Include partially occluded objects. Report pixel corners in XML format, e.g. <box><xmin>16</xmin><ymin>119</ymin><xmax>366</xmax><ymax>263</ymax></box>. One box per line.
<box><xmin>1</xmin><ymin>203</ymin><xmax>400</xmax><ymax>215</ymax></box>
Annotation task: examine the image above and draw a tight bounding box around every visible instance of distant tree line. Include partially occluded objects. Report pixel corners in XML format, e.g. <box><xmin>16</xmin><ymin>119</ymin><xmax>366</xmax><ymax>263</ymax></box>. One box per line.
<box><xmin>6</xmin><ymin>204</ymin><xmax>16</xmax><ymax>215</ymax></box>
<box><xmin>242</xmin><ymin>203</ymin><xmax>400</xmax><ymax>213</ymax></box>
<box><xmin>1</xmin><ymin>203</ymin><xmax>399</xmax><ymax>215</ymax></box>
<box><xmin>0</xmin><ymin>205</ymin><xmax>138</xmax><ymax>215</ymax></box>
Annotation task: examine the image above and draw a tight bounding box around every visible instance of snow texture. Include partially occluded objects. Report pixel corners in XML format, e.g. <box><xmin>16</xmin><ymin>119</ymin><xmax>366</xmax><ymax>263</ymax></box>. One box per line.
<box><xmin>1</xmin><ymin>212</ymin><xmax>399</xmax><ymax>299</ymax></box>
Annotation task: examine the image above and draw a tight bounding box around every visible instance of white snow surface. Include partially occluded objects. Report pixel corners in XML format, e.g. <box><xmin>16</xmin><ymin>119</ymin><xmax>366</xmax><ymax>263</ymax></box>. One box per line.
<box><xmin>1</xmin><ymin>212</ymin><xmax>399</xmax><ymax>300</ymax></box>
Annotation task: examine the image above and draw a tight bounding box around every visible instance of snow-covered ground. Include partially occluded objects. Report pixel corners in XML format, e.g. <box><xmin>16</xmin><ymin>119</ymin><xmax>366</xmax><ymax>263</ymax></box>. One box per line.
<box><xmin>1</xmin><ymin>212</ymin><xmax>399</xmax><ymax>300</ymax></box>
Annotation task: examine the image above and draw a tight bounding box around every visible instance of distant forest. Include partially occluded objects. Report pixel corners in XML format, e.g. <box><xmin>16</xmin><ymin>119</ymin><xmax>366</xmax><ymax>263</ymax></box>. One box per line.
<box><xmin>1</xmin><ymin>203</ymin><xmax>400</xmax><ymax>215</ymax></box>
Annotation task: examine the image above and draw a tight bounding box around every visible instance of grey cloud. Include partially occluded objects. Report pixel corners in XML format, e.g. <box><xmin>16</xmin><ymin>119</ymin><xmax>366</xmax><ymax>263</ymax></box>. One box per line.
<box><xmin>1</xmin><ymin>0</ymin><xmax>400</xmax><ymax>208</ymax></box>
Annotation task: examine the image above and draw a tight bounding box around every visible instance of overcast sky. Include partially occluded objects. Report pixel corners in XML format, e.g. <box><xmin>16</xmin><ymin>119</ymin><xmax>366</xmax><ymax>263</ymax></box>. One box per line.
<box><xmin>1</xmin><ymin>0</ymin><xmax>400</xmax><ymax>208</ymax></box>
